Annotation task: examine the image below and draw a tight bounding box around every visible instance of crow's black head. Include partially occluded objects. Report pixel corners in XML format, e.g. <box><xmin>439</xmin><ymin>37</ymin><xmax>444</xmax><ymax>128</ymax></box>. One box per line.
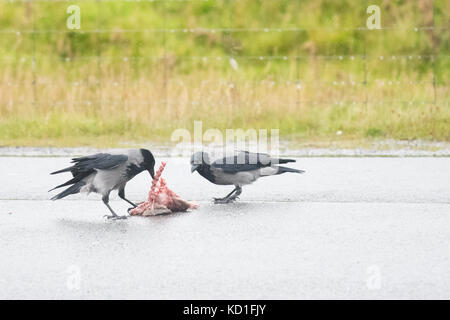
<box><xmin>140</xmin><ymin>148</ymin><xmax>155</xmax><ymax>178</ymax></box>
<box><xmin>190</xmin><ymin>151</ymin><xmax>210</xmax><ymax>172</ymax></box>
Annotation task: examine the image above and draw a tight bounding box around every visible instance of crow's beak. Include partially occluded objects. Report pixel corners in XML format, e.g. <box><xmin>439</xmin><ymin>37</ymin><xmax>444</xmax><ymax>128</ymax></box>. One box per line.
<box><xmin>148</xmin><ymin>169</ymin><xmax>155</xmax><ymax>179</ymax></box>
<box><xmin>191</xmin><ymin>164</ymin><xmax>200</xmax><ymax>173</ymax></box>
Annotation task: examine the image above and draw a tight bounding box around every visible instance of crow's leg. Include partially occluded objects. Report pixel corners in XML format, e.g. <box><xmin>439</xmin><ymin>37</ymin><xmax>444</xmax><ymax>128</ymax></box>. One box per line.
<box><xmin>213</xmin><ymin>187</ymin><xmax>237</xmax><ymax>203</ymax></box>
<box><xmin>214</xmin><ymin>186</ymin><xmax>241</xmax><ymax>204</ymax></box>
<box><xmin>102</xmin><ymin>194</ymin><xmax>127</xmax><ymax>220</ymax></box>
<box><xmin>227</xmin><ymin>186</ymin><xmax>242</xmax><ymax>201</ymax></box>
<box><xmin>118</xmin><ymin>188</ymin><xmax>137</xmax><ymax>213</ymax></box>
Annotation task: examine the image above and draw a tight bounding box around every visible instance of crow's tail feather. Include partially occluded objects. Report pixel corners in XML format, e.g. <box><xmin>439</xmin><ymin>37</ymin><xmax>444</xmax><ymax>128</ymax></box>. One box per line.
<box><xmin>50</xmin><ymin>182</ymin><xmax>85</xmax><ymax>200</ymax></box>
<box><xmin>48</xmin><ymin>177</ymin><xmax>79</xmax><ymax>192</ymax></box>
<box><xmin>50</xmin><ymin>166</ymin><xmax>75</xmax><ymax>175</ymax></box>
<box><xmin>276</xmin><ymin>158</ymin><xmax>296</xmax><ymax>164</ymax></box>
<box><xmin>276</xmin><ymin>166</ymin><xmax>305</xmax><ymax>174</ymax></box>
<box><xmin>48</xmin><ymin>171</ymin><xmax>92</xmax><ymax>192</ymax></box>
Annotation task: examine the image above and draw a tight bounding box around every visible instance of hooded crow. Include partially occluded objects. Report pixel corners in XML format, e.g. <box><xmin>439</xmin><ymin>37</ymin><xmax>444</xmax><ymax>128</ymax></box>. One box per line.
<box><xmin>190</xmin><ymin>151</ymin><xmax>305</xmax><ymax>203</ymax></box>
<box><xmin>50</xmin><ymin>149</ymin><xmax>155</xmax><ymax>219</ymax></box>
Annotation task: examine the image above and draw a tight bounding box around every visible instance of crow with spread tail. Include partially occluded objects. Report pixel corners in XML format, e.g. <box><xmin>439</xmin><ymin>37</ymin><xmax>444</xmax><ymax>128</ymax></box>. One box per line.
<box><xmin>50</xmin><ymin>149</ymin><xmax>155</xmax><ymax>219</ymax></box>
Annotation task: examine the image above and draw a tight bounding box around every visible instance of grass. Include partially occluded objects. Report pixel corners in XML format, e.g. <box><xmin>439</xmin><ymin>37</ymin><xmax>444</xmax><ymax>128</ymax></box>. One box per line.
<box><xmin>1</xmin><ymin>98</ymin><xmax>448</xmax><ymax>147</ymax></box>
<box><xmin>0</xmin><ymin>0</ymin><xmax>449</xmax><ymax>147</ymax></box>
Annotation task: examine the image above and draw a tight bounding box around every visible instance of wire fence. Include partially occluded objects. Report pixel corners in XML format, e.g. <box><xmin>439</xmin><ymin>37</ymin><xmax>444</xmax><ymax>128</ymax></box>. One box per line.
<box><xmin>1</xmin><ymin>25</ymin><xmax>449</xmax><ymax>34</ymax></box>
<box><xmin>0</xmin><ymin>0</ymin><xmax>448</xmax><ymax>109</ymax></box>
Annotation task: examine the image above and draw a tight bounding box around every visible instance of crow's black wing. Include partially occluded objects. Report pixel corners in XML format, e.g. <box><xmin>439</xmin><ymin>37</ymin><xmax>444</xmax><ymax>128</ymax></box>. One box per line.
<box><xmin>236</xmin><ymin>150</ymin><xmax>296</xmax><ymax>165</ymax></box>
<box><xmin>49</xmin><ymin>153</ymin><xmax>128</xmax><ymax>192</ymax></box>
<box><xmin>212</xmin><ymin>152</ymin><xmax>273</xmax><ymax>173</ymax></box>
<box><xmin>236</xmin><ymin>151</ymin><xmax>273</xmax><ymax>165</ymax></box>
<box><xmin>71</xmin><ymin>153</ymin><xmax>128</xmax><ymax>171</ymax></box>
<box><xmin>51</xmin><ymin>153</ymin><xmax>128</xmax><ymax>175</ymax></box>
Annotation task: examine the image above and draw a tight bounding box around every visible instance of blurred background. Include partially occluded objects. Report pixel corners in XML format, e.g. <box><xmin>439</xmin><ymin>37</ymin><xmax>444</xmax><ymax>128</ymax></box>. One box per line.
<box><xmin>0</xmin><ymin>0</ymin><xmax>448</xmax><ymax>147</ymax></box>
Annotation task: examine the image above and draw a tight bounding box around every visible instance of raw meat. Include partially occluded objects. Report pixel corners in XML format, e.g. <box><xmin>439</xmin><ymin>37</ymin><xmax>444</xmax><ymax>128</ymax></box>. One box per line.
<box><xmin>129</xmin><ymin>162</ymin><xmax>199</xmax><ymax>216</ymax></box>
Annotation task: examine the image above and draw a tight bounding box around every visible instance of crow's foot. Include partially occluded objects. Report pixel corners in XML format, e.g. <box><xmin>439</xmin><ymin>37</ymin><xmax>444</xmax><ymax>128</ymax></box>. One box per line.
<box><xmin>213</xmin><ymin>197</ymin><xmax>238</xmax><ymax>204</ymax></box>
<box><xmin>104</xmin><ymin>214</ymin><xmax>128</xmax><ymax>220</ymax></box>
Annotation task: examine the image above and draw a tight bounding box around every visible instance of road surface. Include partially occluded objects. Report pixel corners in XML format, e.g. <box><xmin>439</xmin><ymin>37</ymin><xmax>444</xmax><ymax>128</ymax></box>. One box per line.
<box><xmin>0</xmin><ymin>156</ymin><xmax>449</xmax><ymax>299</ymax></box>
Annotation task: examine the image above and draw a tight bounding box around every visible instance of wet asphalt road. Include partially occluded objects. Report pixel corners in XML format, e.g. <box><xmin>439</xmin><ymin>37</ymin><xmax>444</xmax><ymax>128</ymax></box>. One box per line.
<box><xmin>0</xmin><ymin>156</ymin><xmax>449</xmax><ymax>299</ymax></box>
